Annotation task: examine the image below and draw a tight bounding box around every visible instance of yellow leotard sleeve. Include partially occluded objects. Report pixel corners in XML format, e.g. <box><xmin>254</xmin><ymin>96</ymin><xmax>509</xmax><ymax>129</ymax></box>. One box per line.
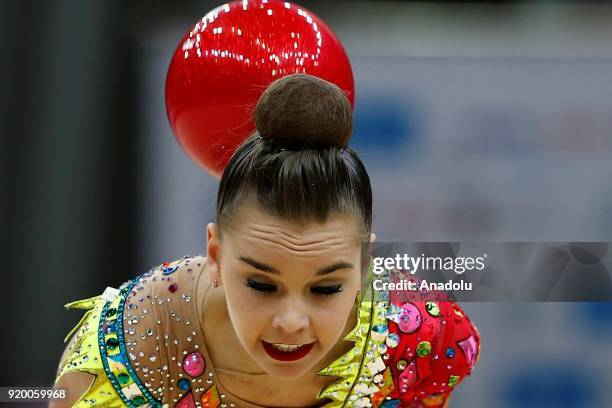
<box><xmin>56</xmin><ymin>293</ymin><xmax>127</xmax><ymax>407</ymax></box>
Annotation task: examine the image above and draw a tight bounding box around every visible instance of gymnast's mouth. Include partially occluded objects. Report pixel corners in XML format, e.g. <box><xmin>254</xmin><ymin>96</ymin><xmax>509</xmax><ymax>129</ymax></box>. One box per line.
<box><xmin>261</xmin><ymin>340</ymin><xmax>316</xmax><ymax>361</ymax></box>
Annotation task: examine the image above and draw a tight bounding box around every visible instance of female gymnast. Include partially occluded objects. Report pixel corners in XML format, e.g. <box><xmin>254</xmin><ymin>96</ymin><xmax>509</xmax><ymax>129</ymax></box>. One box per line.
<box><xmin>53</xmin><ymin>74</ymin><xmax>480</xmax><ymax>408</ymax></box>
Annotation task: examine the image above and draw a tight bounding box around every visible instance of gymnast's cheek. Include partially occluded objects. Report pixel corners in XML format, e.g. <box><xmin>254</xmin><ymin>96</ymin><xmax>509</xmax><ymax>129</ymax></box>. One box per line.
<box><xmin>223</xmin><ymin>275</ymin><xmax>275</xmax><ymax>341</ymax></box>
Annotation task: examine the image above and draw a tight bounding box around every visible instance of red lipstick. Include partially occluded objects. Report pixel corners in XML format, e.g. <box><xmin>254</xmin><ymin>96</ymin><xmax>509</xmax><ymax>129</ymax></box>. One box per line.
<box><xmin>261</xmin><ymin>341</ymin><xmax>315</xmax><ymax>362</ymax></box>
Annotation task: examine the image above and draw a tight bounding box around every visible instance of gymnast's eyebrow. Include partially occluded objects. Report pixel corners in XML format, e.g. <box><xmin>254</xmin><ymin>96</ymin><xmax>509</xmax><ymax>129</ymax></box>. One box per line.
<box><xmin>237</xmin><ymin>256</ymin><xmax>354</xmax><ymax>276</ymax></box>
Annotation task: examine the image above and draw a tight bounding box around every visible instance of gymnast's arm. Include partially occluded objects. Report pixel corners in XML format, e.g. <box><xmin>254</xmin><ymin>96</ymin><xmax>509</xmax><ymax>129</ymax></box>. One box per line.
<box><xmin>50</xmin><ymin>334</ymin><xmax>95</xmax><ymax>408</ymax></box>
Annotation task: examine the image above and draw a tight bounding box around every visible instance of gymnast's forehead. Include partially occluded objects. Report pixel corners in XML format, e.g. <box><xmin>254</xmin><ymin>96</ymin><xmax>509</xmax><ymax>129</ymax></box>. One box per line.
<box><xmin>222</xmin><ymin>204</ymin><xmax>363</xmax><ymax>256</ymax></box>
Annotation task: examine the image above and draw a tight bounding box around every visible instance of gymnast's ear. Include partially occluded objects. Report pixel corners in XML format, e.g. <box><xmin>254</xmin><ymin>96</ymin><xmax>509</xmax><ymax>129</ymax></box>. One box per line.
<box><xmin>206</xmin><ymin>223</ymin><xmax>222</xmax><ymax>283</ymax></box>
<box><xmin>370</xmin><ymin>233</ymin><xmax>376</xmax><ymax>243</ymax></box>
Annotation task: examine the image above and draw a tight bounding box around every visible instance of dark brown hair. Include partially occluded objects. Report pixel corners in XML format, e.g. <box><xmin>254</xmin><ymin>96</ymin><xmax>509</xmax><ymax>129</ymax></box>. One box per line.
<box><xmin>216</xmin><ymin>74</ymin><xmax>372</xmax><ymax>237</ymax></box>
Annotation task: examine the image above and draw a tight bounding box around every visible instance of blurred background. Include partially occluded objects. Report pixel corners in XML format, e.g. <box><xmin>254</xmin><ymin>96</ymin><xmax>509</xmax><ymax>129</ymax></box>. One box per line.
<box><xmin>1</xmin><ymin>0</ymin><xmax>612</xmax><ymax>407</ymax></box>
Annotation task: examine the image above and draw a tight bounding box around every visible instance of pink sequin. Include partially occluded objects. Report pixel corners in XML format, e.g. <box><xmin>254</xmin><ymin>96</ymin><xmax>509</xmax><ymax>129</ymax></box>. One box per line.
<box><xmin>399</xmin><ymin>360</ymin><xmax>417</xmax><ymax>393</ymax></box>
<box><xmin>182</xmin><ymin>351</ymin><xmax>206</xmax><ymax>377</ymax></box>
<box><xmin>458</xmin><ymin>335</ymin><xmax>478</xmax><ymax>369</ymax></box>
<box><xmin>169</xmin><ymin>283</ymin><xmax>178</xmax><ymax>293</ymax></box>
<box><xmin>175</xmin><ymin>392</ymin><xmax>196</xmax><ymax>408</ymax></box>
<box><xmin>398</xmin><ymin>302</ymin><xmax>421</xmax><ymax>333</ymax></box>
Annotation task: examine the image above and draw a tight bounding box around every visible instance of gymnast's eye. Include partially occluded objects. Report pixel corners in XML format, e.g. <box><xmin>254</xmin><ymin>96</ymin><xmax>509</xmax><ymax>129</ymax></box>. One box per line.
<box><xmin>311</xmin><ymin>284</ymin><xmax>343</xmax><ymax>296</ymax></box>
<box><xmin>245</xmin><ymin>278</ymin><xmax>276</xmax><ymax>294</ymax></box>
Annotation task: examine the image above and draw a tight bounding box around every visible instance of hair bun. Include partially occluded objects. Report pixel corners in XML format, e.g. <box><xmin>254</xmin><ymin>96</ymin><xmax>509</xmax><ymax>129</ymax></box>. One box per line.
<box><xmin>254</xmin><ymin>74</ymin><xmax>353</xmax><ymax>149</ymax></box>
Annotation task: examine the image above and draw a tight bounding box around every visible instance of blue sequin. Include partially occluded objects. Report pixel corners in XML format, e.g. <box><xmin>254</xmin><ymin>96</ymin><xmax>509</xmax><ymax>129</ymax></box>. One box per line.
<box><xmin>98</xmin><ymin>279</ymin><xmax>161</xmax><ymax>408</ymax></box>
<box><xmin>162</xmin><ymin>266</ymin><xmax>179</xmax><ymax>275</ymax></box>
<box><xmin>177</xmin><ymin>378</ymin><xmax>191</xmax><ymax>390</ymax></box>
<box><xmin>373</xmin><ymin>323</ymin><xmax>388</xmax><ymax>334</ymax></box>
<box><xmin>105</xmin><ymin>321</ymin><xmax>117</xmax><ymax>334</ymax></box>
<box><xmin>446</xmin><ymin>347</ymin><xmax>456</xmax><ymax>358</ymax></box>
<box><xmin>380</xmin><ymin>399</ymin><xmax>401</xmax><ymax>408</ymax></box>
<box><xmin>386</xmin><ymin>332</ymin><xmax>400</xmax><ymax>348</ymax></box>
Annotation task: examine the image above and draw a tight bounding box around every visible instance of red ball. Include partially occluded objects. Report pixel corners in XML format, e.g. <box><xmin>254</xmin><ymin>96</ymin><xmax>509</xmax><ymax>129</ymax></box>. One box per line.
<box><xmin>165</xmin><ymin>0</ymin><xmax>355</xmax><ymax>178</ymax></box>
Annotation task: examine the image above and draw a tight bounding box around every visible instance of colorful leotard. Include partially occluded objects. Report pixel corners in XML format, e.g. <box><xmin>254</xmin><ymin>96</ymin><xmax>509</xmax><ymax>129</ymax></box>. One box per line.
<box><xmin>56</xmin><ymin>255</ymin><xmax>480</xmax><ymax>407</ymax></box>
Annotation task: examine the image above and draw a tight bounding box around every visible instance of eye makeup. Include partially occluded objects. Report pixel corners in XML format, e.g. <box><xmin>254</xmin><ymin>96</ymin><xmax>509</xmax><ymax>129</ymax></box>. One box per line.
<box><xmin>244</xmin><ymin>278</ymin><xmax>343</xmax><ymax>297</ymax></box>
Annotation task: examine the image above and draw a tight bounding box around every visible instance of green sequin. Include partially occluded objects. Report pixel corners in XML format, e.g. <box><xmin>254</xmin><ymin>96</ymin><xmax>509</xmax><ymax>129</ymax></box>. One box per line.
<box><xmin>131</xmin><ymin>395</ymin><xmax>146</xmax><ymax>406</ymax></box>
<box><xmin>416</xmin><ymin>341</ymin><xmax>432</xmax><ymax>357</ymax></box>
<box><xmin>448</xmin><ymin>375</ymin><xmax>460</xmax><ymax>387</ymax></box>
<box><xmin>425</xmin><ymin>301</ymin><xmax>440</xmax><ymax>317</ymax></box>
<box><xmin>117</xmin><ymin>373</ymin><xmax>130</xmax><ymax>385</ymax></box>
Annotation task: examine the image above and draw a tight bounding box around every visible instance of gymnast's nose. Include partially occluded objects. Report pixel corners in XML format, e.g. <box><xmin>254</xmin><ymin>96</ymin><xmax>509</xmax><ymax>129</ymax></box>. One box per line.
<box><xmin>272</xmin><ymin>300</ymin><xmax>310</xmax><ymax>333</ymax></box>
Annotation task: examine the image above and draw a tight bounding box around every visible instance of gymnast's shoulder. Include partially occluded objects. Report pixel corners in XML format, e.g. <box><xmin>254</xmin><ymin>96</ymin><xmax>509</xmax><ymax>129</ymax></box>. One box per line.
<box><xmin>53</xmin><ymin>254</ymin><xmax>209</xmax><ymax>407</ymax></box>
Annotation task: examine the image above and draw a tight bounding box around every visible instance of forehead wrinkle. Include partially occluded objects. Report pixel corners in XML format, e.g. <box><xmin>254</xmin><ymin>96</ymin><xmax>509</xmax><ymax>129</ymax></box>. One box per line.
<box><xmin>249</xmin><ymin>225</ymin><xmax>346</xmax><ymax>246</ymax></box>
<box><xmin>250</xmin><ymin>240</ymin><xmax>345</xmax><ymax>258</ymax></box>
<box><xmin>246</xmin><ymin>231</ymin><xmax>349</xmax><ymax>253</ymax></box>
<box><xmin>241</xmin><ymin>228</ymin><xmax>352</xmax><ymax>255</ymax></box>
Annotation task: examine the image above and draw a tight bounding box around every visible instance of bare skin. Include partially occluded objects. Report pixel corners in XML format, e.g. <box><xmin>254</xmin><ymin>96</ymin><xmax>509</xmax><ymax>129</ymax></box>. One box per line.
<box><xmin>50</xmin><ymin>335</ymin><xmax>94</xmax><ymax>408</ymax></box>
<box><xmin>54</xmin><ymin>202</ymin><xmax>375</xmax><ymax>407</ymax></box>
<box><xmin>201</xmin><ymin>266</ymin><xmax>358</xmax><ymax>407</ymax></box>
<box><xmin>202</xmin><ymin>203</ymin><xmax>374</xmax><ymax>406</ymax></box>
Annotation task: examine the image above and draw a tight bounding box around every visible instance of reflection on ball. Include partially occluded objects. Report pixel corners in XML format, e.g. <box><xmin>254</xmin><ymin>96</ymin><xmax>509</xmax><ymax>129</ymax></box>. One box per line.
<box><xmin>166</xmin><ymin>0</ymin><xmax>355</xmax><ymax>177</ymax></box>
